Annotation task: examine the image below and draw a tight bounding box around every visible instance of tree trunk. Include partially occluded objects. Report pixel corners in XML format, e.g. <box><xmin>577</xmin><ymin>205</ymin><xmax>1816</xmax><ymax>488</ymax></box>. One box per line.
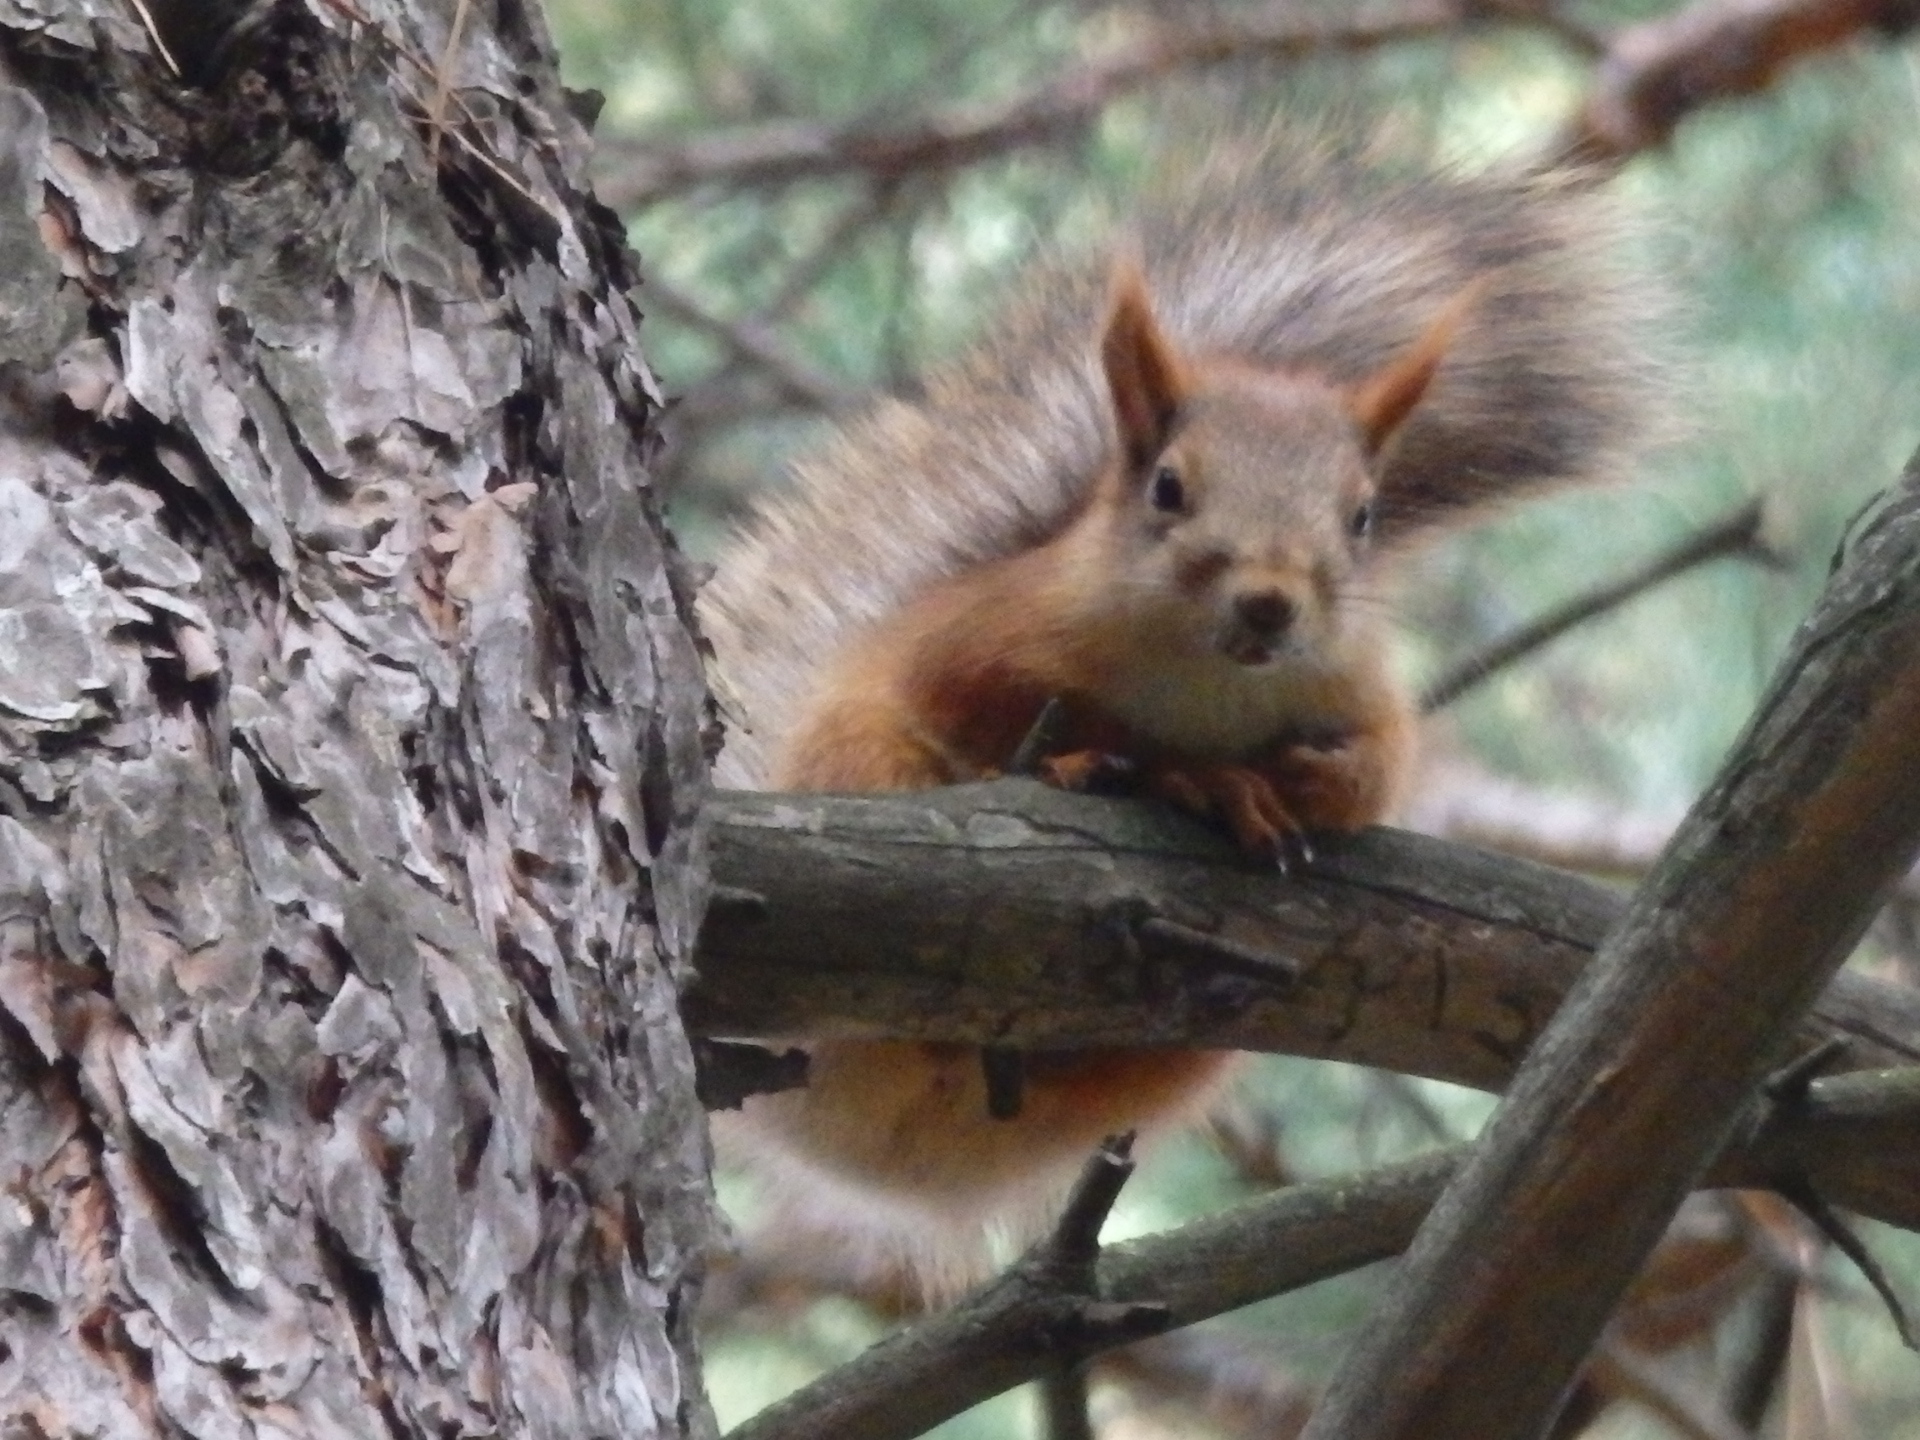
<box><xmin>0</xmin><ymin>4</ymin><xmax>716</xmax><ymax>1436</ymax></box>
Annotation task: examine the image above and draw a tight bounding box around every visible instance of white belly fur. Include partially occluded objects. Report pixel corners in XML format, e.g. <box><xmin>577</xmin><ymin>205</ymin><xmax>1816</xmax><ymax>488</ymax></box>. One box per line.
<box><xmin>1099</xmin><ymin>641</ymin><xmax>1377</xmax><ymax>757</ymax></box>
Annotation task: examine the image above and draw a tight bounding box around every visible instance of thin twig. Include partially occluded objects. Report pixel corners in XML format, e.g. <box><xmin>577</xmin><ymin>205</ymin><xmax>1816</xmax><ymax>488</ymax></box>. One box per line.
<box><xmin>426</xmin><ymin>0</ymin><xmax>474</xmax><ymax>166</ymax></box>
<box><xmin>314</xmin><ymin>0</ymin><xmax>553</xmax><ymax>215</ymax></box>
<box><xmin>1007</xmin><ymin>698</ymin><xmax>1070</xmax><ymax>777</ymax></box>
<box><xmin>645</xmin><ymin>275</ymin><xmax>853</xmax><ymax>410</ymax></box>
<box><xmin>1778</xmin><ymin>1178</ymin><xmax>1918</xmax><ymax>1351</ymax></box>
<box><xmin>1421</xmin><ymin>497</ymin><xmax>1780</xmax><ymax>713</ymax></box>
<box><xmin>1491</xmin><ymin>0</ymin><xmax>1606</xmax><ymax>58</ymax></box>
<box><xmin>728</xmin><ymin>1136</ymin><xmax>1166</xmax><ymax>1440</ymax></box>
<box><xmin>1040</xmin><ymin>1367</ymin><xmax>1095</xmax><ymax>1440</ymax></box>
<box><xmin>124</xmin><ymin>0</ymin><xmax>184</xmax><ymax>77</ymax></box>
<box><xmin>1721</xmin><ymin>1265</ymin><xmax>1800</xmax><ymax>1430</ymax></box>
<box><xmin>761</xmin><ymin>185</ymin><xmax>897</xmax><ymax>323</ymax></box>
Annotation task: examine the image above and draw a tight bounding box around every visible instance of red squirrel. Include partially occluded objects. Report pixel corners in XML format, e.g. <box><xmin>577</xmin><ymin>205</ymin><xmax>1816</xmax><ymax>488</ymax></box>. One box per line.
<box><xmin>702</xmin><ymin>134</ymin><xmax>1660</xmax><ymax>1289</ymax></box>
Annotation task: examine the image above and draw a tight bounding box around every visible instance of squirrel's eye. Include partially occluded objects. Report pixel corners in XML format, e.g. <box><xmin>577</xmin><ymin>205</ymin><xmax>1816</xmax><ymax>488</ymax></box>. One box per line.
<box><xmin>1150</xmin><ymin>466</ymin><xmax>1186</xmax><ymax>513</ymax></box>
<box><xmin>1349</xmin><ymin>502</ymin><xmax>1375</xmax><ymax>539</ymax></box>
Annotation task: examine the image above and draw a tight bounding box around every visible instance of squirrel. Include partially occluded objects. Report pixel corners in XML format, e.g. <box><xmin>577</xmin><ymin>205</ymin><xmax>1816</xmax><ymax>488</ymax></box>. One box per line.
<box><xmin>700</xmin><ymin>129</ymin><xmax>1663</xmax><ymax>1292</ymax></box>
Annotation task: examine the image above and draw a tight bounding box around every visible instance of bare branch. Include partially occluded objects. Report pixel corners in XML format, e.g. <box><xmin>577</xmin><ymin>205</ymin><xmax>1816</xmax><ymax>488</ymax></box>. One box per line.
<box><xmin>1487</xmin><ymin>0</ymin><xmax>1608</xmax><ymax>58</ymax></box>
<box><xmin>1721</xmin><ymin>1266</ymin><xmax>1800</xmax><ymax>1429</ymax></box>
<box><xmin>1039</xmin><ymin>1368</ymin><xmax>1095</xmax><ymax>1440</ymax></box>
<box><xmin>690</xmin><ymin>783</ymin><xmax>1920</xmax><ymax>1094</ymax></box>
<box><xmin>643</xmin><ymin>274</ymin><xmax>855</xmax><ymax>410</ymax></box>
<box><xmin>594</xmin><ymin>1</ymin><xmax>1473</xmax><ymax>207</ymax></box>
<box><xmin>1302</xmin><ymin>461</ymin><xmax>1920</xmax><ymax>1440</ymax></box>
<box><xmin>760</xmin><ymin>185</ymin><xmax>897</xmax><ymax>323</ymax></box>
<box><xmin>729</xmin><ymin>1138</ymin><xmax>1167</xmax><ymax>1440</ymax></box>
<box><xmin>600</xmin><ymin>0</ymin><xmax>1920</xmax><ymax>210</ymax></box>
<box><xmin>1420</xmin><ymin>497</ymin><xmax>1783</xmax><ymax>714</ymax></box>
<box><xmin>720</xmin><ymin>1066</ymin><xmax>1920</xmax><ymax>1440</ymax></box>
<box><xmin>1551</xmin><ymin>0</ymin><xmax>1920</xmax><ymax>169</ymax></box>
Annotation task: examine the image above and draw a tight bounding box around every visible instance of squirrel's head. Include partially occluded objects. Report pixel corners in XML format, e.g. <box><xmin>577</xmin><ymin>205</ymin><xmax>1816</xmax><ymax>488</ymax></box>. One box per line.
<box><xmin>1085</xmin><ymin>263</ymin><xmax>1469</xmax><ymax>669</ymax></box>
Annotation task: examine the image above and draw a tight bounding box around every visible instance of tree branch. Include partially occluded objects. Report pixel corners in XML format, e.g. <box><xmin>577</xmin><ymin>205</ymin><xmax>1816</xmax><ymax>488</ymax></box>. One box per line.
<box><xmin>689</xmin><ymin>783</ymin><xmax>1920</xmax><ymax>1093</ymax></box>
<box><xmin>721</xmin><ymin>1066</ymin><xmax>1920</xmax><ymax>1440</ymax></box>
<box><xmin>1551</xmin><ymin>0</ymin><xmax>1920</xmax><ymax>169</ymax></box>
<box><xmin>643</xmin><ymin>274</ymin><xmax>855</xmax><ymax>410</ymax></box>
<box><xmin>600</xmin><ymin>0</ymin><xmax>1920</xmax><ymax>210</ymax></box>
<box><xmin>1420</xmin><ymin>497</ymin><xmax>1783</xmax><ymax>713</ymax></box>
<box><xmin>1302</xmin><ymin>459</ymin><xmax>1920</xmax><ymax>1440</ymax></box>
<box><xmin>594</xmin><ymin>1</ymin><xmax>1474</xmax><ymax>207</ymax></box>
<box><xmin>730</xmin><ymin>1137</ymin><xmax>1168</xmax><ymax>1440</ymax></box>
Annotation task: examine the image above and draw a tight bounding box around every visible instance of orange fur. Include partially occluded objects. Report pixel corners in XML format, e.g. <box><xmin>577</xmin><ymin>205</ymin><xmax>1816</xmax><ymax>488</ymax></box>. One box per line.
<box><xmin>743</xmin><ymin>274</ymin><xmax>1437</xmax><ymax>1290</ymax></box>
<box><xmin>704</xmin><ymin>137</ymin><xmax>1667</xmax><ymax>1293</ymax></box>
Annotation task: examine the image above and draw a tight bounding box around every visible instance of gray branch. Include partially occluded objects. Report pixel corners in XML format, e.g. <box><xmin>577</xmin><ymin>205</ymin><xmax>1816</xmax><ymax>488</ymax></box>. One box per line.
<box><xmin>1420</xmin><ymin>496</ymin><xmax>1782</xmax><ymax>713</ymax></box>
<box><xmin>695</xmin><ymin>466</ymin><xmax>1920</xmax><ymax>1440</ymax></box>
<box><xmin>1303</xmin><ymin>462</ymin><xmax>1920</xmax><ymax>1440</ymax></box>
<box><xmin>595</xmin><ymin>2</ymin><xmax>1471</xmax><ymax>207</ymax></box>
<box><xmin>724</xmin><ymin>1067</ymin><xmax>1920</xmax><ymax>1440</ymax></box>
<box><xmin>689</xmin><ymin>783</ymin><xmax>1920</xmax><ymax>1095</ymax></box>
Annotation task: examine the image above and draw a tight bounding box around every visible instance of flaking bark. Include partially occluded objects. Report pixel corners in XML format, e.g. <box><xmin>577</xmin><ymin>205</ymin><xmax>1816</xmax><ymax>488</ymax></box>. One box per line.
<box><xmin>0</xmin><ymin>4</ymin><xmax>715</xmax><ymax>1435</ymax></box>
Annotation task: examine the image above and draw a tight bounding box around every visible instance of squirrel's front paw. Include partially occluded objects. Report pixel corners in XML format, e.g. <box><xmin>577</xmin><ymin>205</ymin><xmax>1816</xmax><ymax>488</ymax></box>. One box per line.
<box><xmin>1267</xmin><ymin>742</ymin><xmax>1387</xmax><ymax>832</ymax></box>
<box><xmin>1147</xmin><ymin>763</ymin><xmax>1310</xmax><ymax>868</ymax></box>
<box><xmin>1038</xmin><ymin>749</ymin><xmax>1139</xmax><ymax>796</ymax></box>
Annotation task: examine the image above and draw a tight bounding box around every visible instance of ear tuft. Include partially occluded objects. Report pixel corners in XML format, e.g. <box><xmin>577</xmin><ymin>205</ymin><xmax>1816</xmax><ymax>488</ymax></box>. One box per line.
<box><xmin>1348</xmin><ymin>281</ymin><xmax>1484</xmax><ymax>459</ymax></box>
<box><xmin>1102</xmin><ymin>262</ymin><xmax>1188</xmax><ymax>474</ymax></box>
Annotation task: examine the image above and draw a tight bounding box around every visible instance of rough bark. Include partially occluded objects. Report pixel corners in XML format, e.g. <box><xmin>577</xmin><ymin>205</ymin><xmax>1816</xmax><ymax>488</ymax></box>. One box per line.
<box><xmin>1301</xmin><ymin>461</ymin><xmax>1920</xmax><ymax>1439</ymax></box>
<box><xmin>689</xmin><ymin>783</ymin><xmax>1920</xmax><ymax>1090</ymax></box>
<box><xmin>0</xmin><ymin>3</ymin><xmax>715</xmax><ymax>1436</ymax></box>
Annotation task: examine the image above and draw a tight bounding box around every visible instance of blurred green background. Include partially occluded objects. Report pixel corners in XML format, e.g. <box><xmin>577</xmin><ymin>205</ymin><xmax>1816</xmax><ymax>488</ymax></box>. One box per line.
<box><xmin>552</xmin><ymin>2</ymin><xmax>1920</xmax><ymax>1434</ymax></box>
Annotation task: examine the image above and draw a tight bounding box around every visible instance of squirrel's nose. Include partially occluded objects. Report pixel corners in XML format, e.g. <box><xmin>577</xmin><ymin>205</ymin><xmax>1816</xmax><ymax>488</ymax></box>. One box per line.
<box><xmin>1234</xmin><ymin>589</ymin><xmax>1296</xmax><ymax>638</ymax></box>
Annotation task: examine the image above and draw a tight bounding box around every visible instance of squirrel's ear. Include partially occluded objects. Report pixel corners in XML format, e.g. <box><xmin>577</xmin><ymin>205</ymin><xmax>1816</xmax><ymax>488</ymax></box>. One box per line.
<box><xmin>1347</xmin><ymin>283</ymin><xmax>1481</xmax><ymax>459</ymax></box>
<box><xmin>1102</xmin><ymin>263</ymin><xmax>1188</xmax><ymax>473</ymax></box>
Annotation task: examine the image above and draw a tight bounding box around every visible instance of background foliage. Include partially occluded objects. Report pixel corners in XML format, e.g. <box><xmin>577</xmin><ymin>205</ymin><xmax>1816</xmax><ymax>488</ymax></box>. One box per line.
<box><xmin>553</xmin><ymin>2</ymin><xmax>1920</xmax><ymax>1434</ymax></box>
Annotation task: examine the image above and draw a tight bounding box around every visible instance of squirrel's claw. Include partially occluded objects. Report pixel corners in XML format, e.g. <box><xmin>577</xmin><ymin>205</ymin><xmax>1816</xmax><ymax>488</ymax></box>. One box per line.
<box><xmin>1148</xmin><ymin>762</ymin><xmax>1310</xmax><ymax>868</ymax></box>
<box><xmin>1278</xmin><ymin>827</ymin><xmax>1315</xmax><ymax>873</ymax></box>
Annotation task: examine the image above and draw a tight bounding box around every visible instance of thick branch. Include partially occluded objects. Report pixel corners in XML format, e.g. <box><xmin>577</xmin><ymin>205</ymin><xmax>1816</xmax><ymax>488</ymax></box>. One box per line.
<box><xmin>1302</xmin><ymin>465</ymin><xmax>1920</xmax><ymax>1440</ymax></box>
<box><xmin>688</xmin><ymin>782</ymin><xmax>1920</xmax><ymax>1092</ymax></box>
